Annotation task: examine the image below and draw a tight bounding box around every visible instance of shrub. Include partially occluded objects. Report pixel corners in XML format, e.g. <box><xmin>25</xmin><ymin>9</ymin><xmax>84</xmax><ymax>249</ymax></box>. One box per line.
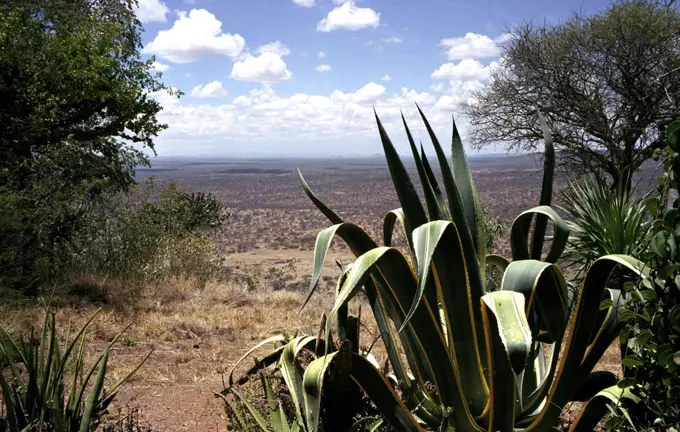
<box><xmin>0</xmin><ymin>309</ymin><xmax>150</xmax><ymax>431</ymax></box>
<box><xmin>560</xmin><ymin>175</ymin><xmax>650</xmax><ymax>280</ymax></box>
<box><xmin>69</xmin><ymin>179</ymin><xmax>227</xmax><ymax>296</ymax></box>
<box><xmin>226</xmin><ymin>109</ymin><xmax>645</xmax><ymax>431</ymax></box>
<box><xmin>608</xmin><ymin>119</ymin><xmax>680</xmax><ymax>431</ymax></box>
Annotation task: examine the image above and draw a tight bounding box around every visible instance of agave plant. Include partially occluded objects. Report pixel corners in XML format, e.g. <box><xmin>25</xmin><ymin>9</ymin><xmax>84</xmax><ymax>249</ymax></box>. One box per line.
<box><xmin>227</xmin><ymin>108</ymin><xmax>645</xmax><ymax>432</ymax></box>
<box><xmin>0</xmin><ymin>309</ymin><xmax>151</xmax><ymax>432</ymax></box>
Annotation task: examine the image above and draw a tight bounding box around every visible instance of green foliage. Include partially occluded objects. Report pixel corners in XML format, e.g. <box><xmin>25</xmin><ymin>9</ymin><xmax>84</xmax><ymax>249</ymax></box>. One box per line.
<box><xmin>232</xmin><ymin>109</ymin><xmax>645</xmax><ymax>431</ymax></box>
<box><xmin>71</xmin><ymin>179</ymin><xmax>227</xmax><ymax>295</ymax></box>
<box><xmin>609</xmin><ymin>119</ymin><xmax>680</xmax><ymax>431</ymax></box>
<box><xmin>0</xmin><ymin>309</ymin><xmax>151</xmax><ymax>431</ymax></box>
<box><xmin>560</xmin><ymin>175</ymin><xmax>650</xmax><ymax>279</ymax></box>
<box><xmin>0</xmin><ymin>0</ymin><xmax>177</xmax><ymax>293</ymax></box>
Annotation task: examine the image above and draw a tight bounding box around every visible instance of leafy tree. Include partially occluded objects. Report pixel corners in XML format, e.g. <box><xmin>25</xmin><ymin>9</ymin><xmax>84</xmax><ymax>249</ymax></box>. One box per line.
<box><xmin>463</xmin><ymin>0</ymin><xmax>680</xmax><ymax>191</ymax></box>
<box><xmin>0</xmin><ymin>0</ymin><xmax>176</xmax><ymax>292</ymax></box>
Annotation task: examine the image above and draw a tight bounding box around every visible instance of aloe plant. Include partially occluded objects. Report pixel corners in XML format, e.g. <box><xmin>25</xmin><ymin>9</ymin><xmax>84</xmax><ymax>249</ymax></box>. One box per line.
<box><xmin>228</xmin><ymin>108</ymin><xmax>645</xmax><ymax>432</ymax></box>
<box><xmin>0</xmin><ymin>309</ymin><xmax>152</xmax><ymax>432</ymax></box>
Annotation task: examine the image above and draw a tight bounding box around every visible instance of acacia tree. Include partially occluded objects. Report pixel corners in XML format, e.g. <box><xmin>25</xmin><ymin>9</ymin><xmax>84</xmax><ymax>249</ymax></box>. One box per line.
<box><xmin>463</xmin><ymin>0</ymin><xmax>680</xmax><ymax>191</ymax></box>
<box><xmin>0</xmin><ymin>0</ymin><xmax>176</xmax><ymax>291</ymax></box>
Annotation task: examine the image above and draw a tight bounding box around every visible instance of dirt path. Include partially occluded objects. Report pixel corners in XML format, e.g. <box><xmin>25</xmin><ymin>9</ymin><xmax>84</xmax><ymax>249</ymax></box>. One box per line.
<box><xmin>113</xmin><ymin>385</ymin><xmax>226</xmax><ymax>431</ymax></box>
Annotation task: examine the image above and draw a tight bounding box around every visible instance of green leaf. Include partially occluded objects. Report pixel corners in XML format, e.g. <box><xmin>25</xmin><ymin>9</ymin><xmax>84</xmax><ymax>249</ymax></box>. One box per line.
<box><xmin>375</xmin><ymin>111</ymin><xmax>428</xmax><ymax>245</ymax></box>
<box><xmin>531</xmin><ymin>112</ymin><xmax>556</xmax><ymax>260</ymax></box>
<box><xmin>298</xmin><ymin>169</ymin><xmax>343</xmax><ymax>225</ymax></box>
<box><xmin>347</xmin><ymin>353</ymin><xmax>424</xmax><ymax>432</ymax></box>
<box><xmin>568</xmin><ymin>385</ymin><xmax>641</xmax><ymax>432</ymax></box>
<box><xmin>572</xmin><ymin>371</ymin><xmax>618</xmax><ymax>402</ymax></box>
<box><xmin>482</xmin><ymin>292</ymin><xmax>530</xmax><ymax>432</ymax></box>
<box><xmin>652</xmin><ymin>231</ymin><xmax>668</xmax><ymax>258</ymax></box>
<box><xmin>401</xmin><ymin>113</ymin><xmax>442</xmax><ymax>221</ymax></box>
<box><xmin>79</xmin><ymin>347</ymin><xmax>108</xmax><ymax>432</ymax></box>
<box><xmin>599</xmin><ymin>299</ymin><xmax>613</xmax><ymax>310</ymax></box>
<box><xmin>622</xmin><ymin>356</ymin><xmax>643</xmax><ymax>367</ymax></box>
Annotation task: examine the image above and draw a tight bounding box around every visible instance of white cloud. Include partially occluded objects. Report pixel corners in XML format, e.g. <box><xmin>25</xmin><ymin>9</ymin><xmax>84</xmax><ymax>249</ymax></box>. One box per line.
<box><xmin>315</xmin><ymin>64</ymin><xmax>332</xmax><ymax>72</ymax></box>
<box><xmin>317</xmin><ymin>1</ymin><xmax>380</xmax><ymax>32</ymax></box>
<box><xmin>431</xmin><ymin>59</ymin><xmax>498</xmax><ymax>82</ymax></box>
<box><xmin>150</xmin><ymin>61</ymin><xmax>169</xmax><ymax>72</ymax></box>
<box><xmin>150</xmin><ymin>82</ymin><xmax>464</xmax><ymax>156</ymax></box>
<box><xmin>190</xmin><ymin>81</ymin><xmax>229</xmax><ymax>98</ymax></box>
<box><xmin>439</xmin><ymin>32</ymin><xmax>506</xmax><ymax>60</ymax></box>
<box><xmin>293</xmin><ymin>0</ymin><xmax>315</xmax><ymax>6</ymax></box>
<box><xmin>383</xmin><ymin>37</ymin><xmax>402</xmax><ymax>44</ymax></box>
<box><xmin>351</xmin><ymin>82</ymin><xmax>386</xmax><ymax>104</ymax></box>
<box><xmin>231</xmin><ymin>50</ymin><xmax>292</xmax><ymax>84</ymax></box>
<box><xmin>184</xmin><ymin>0</ymin><xmax>197</xmax><ymax>3</ymax></box>
<box><xmin>134</xmin><ymin>0</ymin><xmax>169</xmax><ymax>23</ymax></box>
<box><xmin>317</xmin><ymin>51</ymin><xmax>326</xmax><ymax>59</ymax></box>
<box><xmin>143</xmin><ymin>9</ymin><xmax>245</xmax><ymax>63</ymax></box>
<box><xmin>380</xmin><ymin>74</ymin><xmax>392</xmax><ymax>81</ymax></box>
<box><xmin>257</xmin><ymin>41</ymin><xmax>291</xmax><ymax>57</ymax></box>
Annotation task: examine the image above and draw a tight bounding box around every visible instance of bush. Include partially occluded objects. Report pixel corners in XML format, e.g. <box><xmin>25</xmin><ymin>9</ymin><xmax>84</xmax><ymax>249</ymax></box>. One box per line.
<box><xmin>560</xmin><ymin>175</ymin><xmax>650</xmax><ymax>280</ymax></box>
<box><xmin>607</xmin><ymin>119</ymin><xmax>680</xmax><ymax>431</ymax></box>
<box><xmin>69</xmin><ymin>179</ymin><xmax>228</xmax><ymax>296</ymax></box>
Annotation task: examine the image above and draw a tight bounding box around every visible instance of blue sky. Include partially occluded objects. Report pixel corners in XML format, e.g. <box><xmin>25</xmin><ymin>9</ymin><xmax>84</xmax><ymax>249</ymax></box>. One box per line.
<box><xmin>136</xmin><ymin>0</ymin><xmax>613</xmax><ymax>157</ymax></box>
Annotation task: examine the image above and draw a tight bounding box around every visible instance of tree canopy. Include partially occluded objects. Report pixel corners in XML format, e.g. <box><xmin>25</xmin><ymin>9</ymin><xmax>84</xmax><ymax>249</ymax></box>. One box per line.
<box><xmin>0</xmin><ymin>0</ymin><xmax>175</xmax><ymax>291</ymax></box>
<box><xmin>463</xmin><ymin>0</ymin><xmax>680</xmax><ymax>191</ymax></box>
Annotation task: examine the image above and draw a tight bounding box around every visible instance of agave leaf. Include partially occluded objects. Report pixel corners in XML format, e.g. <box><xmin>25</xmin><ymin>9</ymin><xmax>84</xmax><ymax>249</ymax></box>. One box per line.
<box><xmin>571</xmin><ymin>371</ymin><xmax>619</xmax><ymax>402</ymax></box>
<box><xmin>410</xmin><ymin>221</ymin><xmax>488</xmax><ymax>415</ymax></box>
<box><xmin>228</xmin><ymin>335</ymin><xmax>287</xmax><ymax>387</ymax></box>
<box><xmin>231</xmin><ymin>346</ymin><xmax>287</xmax><ymax>388</ymax></box>
<box><xmin>384</xmin><ymin>209</ymin><xmax>439</xmax><ymax>317</ymax></box>
<box><xmin>336</xmin><ymin>265</ymin><xmax>352</xmax><ymax>343</ymax></box>
<box><xmin>361</xmin><ymin>278</ymin><xmax>413</xmax><ymax>403</ymax></box>
<box><xmin>78</xmin><ymin>347</ymin><xmax>108</xmax><ymax>432</ymax></box>
<box><xmin>579</xmin><ymin>288</ymin><xmax>627</xmax><ymax>374</ymax></box>
<box><xmin>526</xmin><ymin>255</ymin><xmax>646</xmax><ymax>429</ymax></box>
<box><xmin>511</xmin><ymin>206</ymin><xmax>569</xmax><ymax>263</ymax></box>
<box><xmin>383</xmin><ymin>208</ymin><xmax>407</xmax><ymax>248</ymax></box>
<box><xmin>482</xmin><ymin>291</ymin><xmax>532</xmax><ymax>432</ymax></box>
<box><xmin>348</xmin><ymin>353</ymin><xmax>424</xmax><ymax>432</ymax></box>
<box><xmin>303</xmin><ymin>222</ymin><xmax>378</xmax><ymax>312</ymax></box>
<box><xmin>302</xmin><ymin>351</ymin><xmax>340</xmax><ymax>432</ymax></box>
<box><xmin>374</xmin><ymin>112</ymin><xmax>428</xmax><ymax>245</ymax></box>
<box><xmin>280</xmin><ymin>336</ymin><xmax>316</xmax><ymax>428</ymax></box>
<box><xmin>501</xmin><ymin>260</ymin><xmax>569</xmax><ymax>344</ymax></box>
<box><xmin>328</xmin><ymin>246</ymin><xmax>477</xmax><ymax>430</ymax></box>
<box><xmin>567</xmin><ymin>385</ymin><xmax>640</xmax><ymax>432</ymax></box>
<box><xmin>450</xmin><ymin>115</ymin><xmax>485</xmax><ymax>268</ymax></box>
<box><xmin>420</xmin><ymin>144</ymin><xmax>450</xmax><ymax>220</ymax></box>
<box><xmin>298</xmin><ymin>169</ymin><xmax>343</xmax><ymax>225</ymax></box>
<box><xmin>486</xmin><ymin>254</ymin><xmax>510</xmax><ymax>274</ymax></box>
<box><xmin>402</xmin><ymin>113</ymin><xmax>442</xmax><ymax>221</ymax></box>
<box><xmin>530</xmin><ymin>113</ymin><xmax>555</xmax><ymax>260</ymax></box>
<box><xmin>416</xmin><ymin>105</ymin><xmax>486</xmax><ymax>357</ymax></box>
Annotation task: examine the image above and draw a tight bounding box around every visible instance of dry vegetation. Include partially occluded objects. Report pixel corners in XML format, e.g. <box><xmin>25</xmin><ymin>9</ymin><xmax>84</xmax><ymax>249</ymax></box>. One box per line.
<box><xmin>0</xmin><ymin>155</ymin><xmax>633</xmax><ymax>431</ymax></box>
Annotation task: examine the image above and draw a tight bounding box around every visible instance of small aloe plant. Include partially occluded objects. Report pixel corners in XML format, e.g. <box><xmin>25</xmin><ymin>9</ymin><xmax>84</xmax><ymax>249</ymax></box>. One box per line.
<box><xmin>227</xmin><ymin>107</ymin><xmax>645</xmax><ymax>432</ymax></box>
<box><xmin>0</xmin><ymin>308</ymin><xmax>152</xmax><ymax>432</ymax></box>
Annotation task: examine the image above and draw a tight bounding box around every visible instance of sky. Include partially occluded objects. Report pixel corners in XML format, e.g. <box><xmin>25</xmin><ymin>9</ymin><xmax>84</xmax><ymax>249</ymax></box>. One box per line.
<box><xmin>136</xmin><ymin>0</ymin><xmax>613</xmax><ymax>157</ymax></box>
